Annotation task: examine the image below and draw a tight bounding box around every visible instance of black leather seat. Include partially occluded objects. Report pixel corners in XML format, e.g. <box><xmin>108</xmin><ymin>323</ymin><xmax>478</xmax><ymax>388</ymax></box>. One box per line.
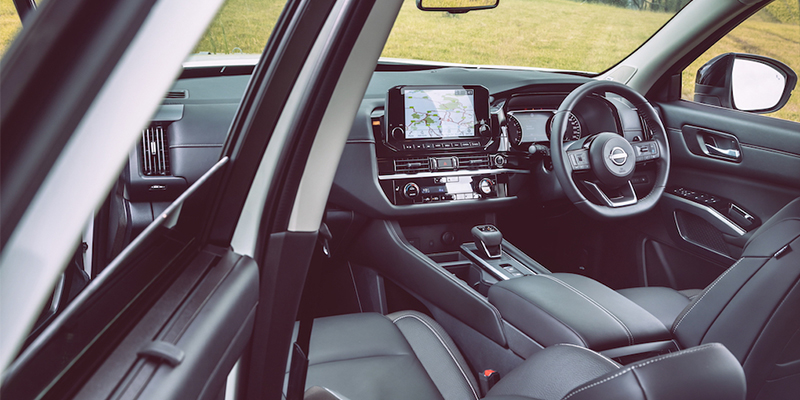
<box><xmin>296</xmin><ymin>311</ymin><xmax>745</xmax><ymax>400</ymax></box>
<box><xmin>616</xmin><ymin>197</ymin><xmax>800</xmax><ymax>399</ymax></box>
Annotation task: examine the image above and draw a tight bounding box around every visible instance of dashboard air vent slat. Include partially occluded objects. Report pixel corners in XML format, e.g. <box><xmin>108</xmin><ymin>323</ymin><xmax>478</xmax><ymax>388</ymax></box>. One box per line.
<box><xmin>394</xmin><ymin>157</ymin><xmax>431</xmax><ymax>174</ymax></box>
<box><xmin>141</xmin><ymin>126</ymin><xmax>171</xmax><ymax>176</ymax></box>
<box><xmin>165</xmin><ymin>90</ymin><xmax>188</xmax><ymax>99</ymax></box>
<box><xmin>457</xmin><ymin>154</ymin><xmax>490</xmax><ymax>169</ymax></box>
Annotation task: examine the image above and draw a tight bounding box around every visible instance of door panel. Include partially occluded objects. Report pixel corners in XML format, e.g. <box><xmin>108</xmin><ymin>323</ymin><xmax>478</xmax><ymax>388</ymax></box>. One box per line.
<box><xmin>644</xmin><ymin>99</ymin><xmax>800</xmax><ymax>288</ymax></box>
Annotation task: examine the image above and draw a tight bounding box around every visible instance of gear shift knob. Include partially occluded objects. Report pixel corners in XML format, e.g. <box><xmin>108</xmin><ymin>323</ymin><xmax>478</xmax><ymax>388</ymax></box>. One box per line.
<box><xmin>471</xmin><ymin>225</ymin><xmax>502</xmax><ymax>259</ymax></box>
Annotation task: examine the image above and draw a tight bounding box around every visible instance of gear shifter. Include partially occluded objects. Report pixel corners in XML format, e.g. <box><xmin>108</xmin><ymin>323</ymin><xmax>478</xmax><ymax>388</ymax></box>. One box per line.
<box><xmin>471</xmin><ymin>225</ymin><xmax>502</xmax><ymax>259</ymax></box>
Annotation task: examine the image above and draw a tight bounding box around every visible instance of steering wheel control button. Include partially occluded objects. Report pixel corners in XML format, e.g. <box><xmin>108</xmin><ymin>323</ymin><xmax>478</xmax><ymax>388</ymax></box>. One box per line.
<box><xmin>403</xmin><ymin>182</ymin><xmax>420</xmax><ymax>199</ymax></box>
<box><xmin>634</xmin><ymin>141</ymin><xmax>659</xmax><ymax>161</ymax></box>
<box><xmin>568</xmin><ymin>149</ymin><xmax>590</xmax><ymax>170</ymax></box>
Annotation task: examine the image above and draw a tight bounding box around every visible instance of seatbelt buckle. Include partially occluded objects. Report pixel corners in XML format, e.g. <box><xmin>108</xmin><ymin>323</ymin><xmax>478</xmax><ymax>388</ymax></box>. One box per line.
<box><xmin>479</xmin><ymin>369</ymin><xmax>500</xmax><ymax>395</ymax></box>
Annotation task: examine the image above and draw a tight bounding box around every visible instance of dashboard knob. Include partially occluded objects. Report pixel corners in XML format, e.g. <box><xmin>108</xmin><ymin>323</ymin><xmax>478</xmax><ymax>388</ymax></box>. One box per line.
<box><xmin>477</xmin><ymin>178</ymin><xmax>494</xmax><ymax>195</ymax></box>
<box><xmin>493</xmin><ymin>154</ymin><xmax>506</xmax><ymax>167</ymax></box>
<box><xmin>391</xmin><ymin>127</ymin><xmax>405</xmax><ymax>140</ymax></box>
<box><xmin>403</xmin><ymin>182</ymin><xmax>420</xmax><ymax>199</ymax></box>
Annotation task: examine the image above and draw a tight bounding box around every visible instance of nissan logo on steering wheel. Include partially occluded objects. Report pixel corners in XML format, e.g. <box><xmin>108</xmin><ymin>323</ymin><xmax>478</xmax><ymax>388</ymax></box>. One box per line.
<box><xmin>609</xmin><ymin>146</ymin><xmax>628</xmax><ymax>166</ymax></box>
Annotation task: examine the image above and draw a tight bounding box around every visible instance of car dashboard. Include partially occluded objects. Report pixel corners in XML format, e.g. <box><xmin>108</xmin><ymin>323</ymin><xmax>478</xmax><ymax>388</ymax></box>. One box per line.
<box><xmin>125</xmin><ymin>63</ymin><xmax>657</xmax><ymax>236</ymax></box>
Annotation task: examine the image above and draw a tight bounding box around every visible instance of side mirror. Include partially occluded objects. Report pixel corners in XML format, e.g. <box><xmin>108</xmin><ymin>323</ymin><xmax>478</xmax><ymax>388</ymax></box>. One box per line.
<box><xmin>694</xmin><ymin>53</ymin><xmax>797</xmax><ymax>114</ymax></box>
<box><xmin>416</xmin><ymin>0</ymin><xmax>499</xmax><ymax>14</ymax></box>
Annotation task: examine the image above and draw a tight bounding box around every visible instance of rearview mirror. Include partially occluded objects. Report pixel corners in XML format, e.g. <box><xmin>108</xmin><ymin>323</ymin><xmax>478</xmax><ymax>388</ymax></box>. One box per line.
<box><xmin>694</xmin><ymin>53</ymin><xmax>797</xmax><ymax>114</ymax></box>
<box><xmin>416</xmin><ymin>0</ymin><xmax>499</xmax><ymax>14</ymax></box>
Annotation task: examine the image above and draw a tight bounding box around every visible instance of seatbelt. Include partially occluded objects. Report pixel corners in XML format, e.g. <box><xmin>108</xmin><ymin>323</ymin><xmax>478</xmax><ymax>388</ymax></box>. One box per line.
<box><xmin>286</xmin><ymin>222</ymin><xmax>333</xmax><ymax>400</ymax></box>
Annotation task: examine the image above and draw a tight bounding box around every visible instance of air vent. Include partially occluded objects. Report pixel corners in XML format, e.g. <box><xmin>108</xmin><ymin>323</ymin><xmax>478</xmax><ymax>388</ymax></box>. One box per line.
<box><xmin>141</xmin><ymin>126</ymin><xmax>171</xmax><ymax>176</ymax></box>
<box><xmin>458</xmin><ymin>154</ymin><xmax>491</xmax><ymax>169</ymax></box>
<box><xmin>394</xmin><ymin>157</ymin><xmax>430</xmax><ymax>174</ymax></box>
<box><xmin>165</xmin><ymin>90</ymin><xmax>188</xmax><ymax>99</ymax></box>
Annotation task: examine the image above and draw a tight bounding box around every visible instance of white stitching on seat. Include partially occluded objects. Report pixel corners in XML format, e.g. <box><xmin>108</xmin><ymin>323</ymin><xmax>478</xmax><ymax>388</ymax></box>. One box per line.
<box><xmin>553</xmin><ymin>343</ymin><xmax>621</xmax><ymax>370</ymax></box>
<box><xmin>561</xmin><ymin>344</ymin><xmax>717</xmax><ymax>399</ymax></box>
<box><xmin>672</xmin><ymin>259</ymin><xmax>742</xmax><ymax>332</ymax></box>
<box><xmin>541</xmin><ymin>275</ymin><xmax>635</xmax><ymax>346</ymax></box>
<box><xmin>392</xmin><ymin>313</ymin><xmax>480</xmax><ymax>400</ymax></box>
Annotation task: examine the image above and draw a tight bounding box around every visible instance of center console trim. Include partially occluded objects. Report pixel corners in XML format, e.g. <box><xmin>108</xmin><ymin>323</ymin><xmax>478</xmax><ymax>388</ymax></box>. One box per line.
<box><xmin>461</xmin><ymin>241</ymin><xmax>537</xmax><ymax>281</ymax></box>
<box><xmin>378</xmin><ymin>168</ymin><xmax>529</xmax><ymax>180</ymax></box>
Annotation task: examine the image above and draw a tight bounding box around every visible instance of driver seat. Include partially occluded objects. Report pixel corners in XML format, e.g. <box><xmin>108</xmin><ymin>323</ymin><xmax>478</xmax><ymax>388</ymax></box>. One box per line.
<box><xmin>617</xmin><ymin>197</ymin><xmax>800</xmax><ymax>399</ymax></box>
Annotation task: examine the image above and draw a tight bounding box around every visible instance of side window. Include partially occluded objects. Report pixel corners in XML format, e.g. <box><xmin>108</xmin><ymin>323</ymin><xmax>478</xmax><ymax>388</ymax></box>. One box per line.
<box><xmin>681</xmin><ymin>1</ymin><xmax>799</xmax><ymax>123</ymax></box>
<box><xmin>1</xmin><ymin>1</ymin><xmax>22</xmax><ymax>57</ymax></box>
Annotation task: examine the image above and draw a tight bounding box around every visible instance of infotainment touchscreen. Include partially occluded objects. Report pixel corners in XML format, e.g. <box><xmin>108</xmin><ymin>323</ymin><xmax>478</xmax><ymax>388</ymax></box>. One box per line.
<box><xmin>402</xmin><ymin>88</ymin><xmax>476</xmax><ymax>139</ymax></box>
<box><xmin>385</xmin><ymin>85</ymin><xmax>490</xmax><ymax>148</ymax></box>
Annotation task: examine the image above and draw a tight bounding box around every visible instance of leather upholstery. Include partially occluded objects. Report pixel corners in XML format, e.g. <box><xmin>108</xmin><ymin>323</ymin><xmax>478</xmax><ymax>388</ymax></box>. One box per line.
<box><xmin>619</xmin><ymin>197</ymin><xmax>800</xmax><ymax>399</ymax></box>
<box><xmin>559</xmin><ymin>343</ymin><xmax>745</xmax><ymax>400</ymax></box>
<box><xmin>485</xmin><ymin>344</ymin><xmax>620</xmax><ymax>400</ymax></box>
<box><xmin>488</xmin><ymin>273</ymin><xmax>670</xmax><ymax>350</ymax></box>
<box><xmin>298</xmin><ymin>313</ymin><xmax>445</xmax><ymax>399</ymax></box>
<box><xmin>388</xmin><ymin>311</ymin><xmax>480</xmax><ymax>400</ymax></box>
<box><xmin>300</xmin><ymin>313</ymin><xmax>745</xmax><ymax>400</ymax></box>
<box><xmin>615</xmin><ymin>286</ymin><xmax>692</xmax><ymax>328</ymax></box>
<box><xmin>297</xmin><ymin>311</ymin><xmax>478</xmax><ymax>400</ymax></box>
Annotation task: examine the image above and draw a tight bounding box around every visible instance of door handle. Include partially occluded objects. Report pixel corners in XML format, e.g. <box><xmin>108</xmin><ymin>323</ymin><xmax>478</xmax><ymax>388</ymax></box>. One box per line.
<box><xmin>704</xmin><ymin>143</ymin><xmax>740</xmax><ymax>159</ymax></box>
<box><xmin>698</xmin><ymin>130</ymin><xmax>742</xmax><ymax>162</ymax></box>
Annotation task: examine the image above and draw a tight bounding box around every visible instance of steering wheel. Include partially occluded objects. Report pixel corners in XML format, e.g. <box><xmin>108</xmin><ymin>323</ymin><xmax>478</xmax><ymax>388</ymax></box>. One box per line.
<box><xmin>550</xmin><ymin>80</ymin><xmax>670</xmax><ymax>218</ymax></box>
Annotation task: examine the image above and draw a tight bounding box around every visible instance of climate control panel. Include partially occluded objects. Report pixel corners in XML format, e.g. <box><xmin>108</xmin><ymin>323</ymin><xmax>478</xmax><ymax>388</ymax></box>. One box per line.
<box><xmin>383</xmin><ymin>173</ymin><xmax>506</xmax><ymax>205</ymax></box>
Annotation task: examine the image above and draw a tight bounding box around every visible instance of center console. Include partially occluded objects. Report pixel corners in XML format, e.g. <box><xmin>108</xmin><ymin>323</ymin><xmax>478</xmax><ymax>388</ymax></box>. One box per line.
<box><xmin>374</xmin><ymin>85</ymin><xmax>528</xmax><ymax>206</ymax></box>
<box><xmin>352</xmin><ymin>219</ymin><xmax>680</xmax><ymax>371</ymax></box>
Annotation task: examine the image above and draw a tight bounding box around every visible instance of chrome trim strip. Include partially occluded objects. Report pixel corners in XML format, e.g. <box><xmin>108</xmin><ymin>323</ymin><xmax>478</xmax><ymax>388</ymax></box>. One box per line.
<box><xmin>379</xmin><ymin>168</ymin><xmax>529</xmax><ymax>180</ymax></box>
<box><xmin>460</xmin><ymin>245</ymin><xmax>511</xmax><ymax>281</ymax></box>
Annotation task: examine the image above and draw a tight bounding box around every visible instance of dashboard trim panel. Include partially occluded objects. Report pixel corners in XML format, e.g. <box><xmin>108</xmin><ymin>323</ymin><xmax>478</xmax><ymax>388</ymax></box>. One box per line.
<box><xmin>378</xmin><ymin>168</ymin><xmax>530</xmax><ymax>180</ymax></box>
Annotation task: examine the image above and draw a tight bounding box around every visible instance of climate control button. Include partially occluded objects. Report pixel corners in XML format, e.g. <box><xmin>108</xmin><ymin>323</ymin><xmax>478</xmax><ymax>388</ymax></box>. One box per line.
<box><xmin>478</xmin><ymin>178</ymin><xmax>494</xmax><ymax>195</ymax></box>
<box><xmin>403</xmin><ymin>182</ymin><xmax>420</xmax><ymax>199</ymax></box>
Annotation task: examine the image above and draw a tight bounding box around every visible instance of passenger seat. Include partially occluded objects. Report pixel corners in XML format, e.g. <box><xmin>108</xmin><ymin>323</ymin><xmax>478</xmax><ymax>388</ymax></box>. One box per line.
<box><xmin>294</xmin><ymin>311</ymin><xmax>745</xmax><ymax>400</ymax></box>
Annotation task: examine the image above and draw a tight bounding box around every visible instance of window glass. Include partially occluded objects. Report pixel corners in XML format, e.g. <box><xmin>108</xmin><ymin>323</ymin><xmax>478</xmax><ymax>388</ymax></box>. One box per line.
<box><xmin>194</xmin><ymin>0</ymin><xmax>286</xmax><ymax>55</ymax></box>
<box><xmin>682</xmin><ymin>1</ymin><xmax>800</xmax><ymax>122</ymax></box>
<box><xmin>382</xmin><ymin>0</ymin><xmax>688</xmax><ymax>73</ymax></box>
<box><xmin>1</xmin><ymin>0</ymin><xmax>23</xmax><ymax>57</ymax></box>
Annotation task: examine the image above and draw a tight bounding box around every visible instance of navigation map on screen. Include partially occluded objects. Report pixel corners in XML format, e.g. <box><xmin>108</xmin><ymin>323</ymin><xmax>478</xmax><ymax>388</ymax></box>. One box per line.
<box><xmin>403</xmin><ymin>88</ymin><xmax>476</xmax><ymax>139</ymax></box>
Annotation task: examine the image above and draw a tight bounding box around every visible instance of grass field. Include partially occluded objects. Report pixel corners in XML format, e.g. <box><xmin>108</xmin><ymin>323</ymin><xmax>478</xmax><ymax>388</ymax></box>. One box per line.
<box><xmin>383</xmin><ymin>0</ymin><xmax>675</xmax><ymax>72</ymax></box>
<box><xmin>2</xmin><ymin>0</ymin><xmax>798</xmax><ymax>121</ymax></box>
<box><xmin>1</xmin><ymin>0</ymin><xmax>21</xmax><ymax>57</ymax></box>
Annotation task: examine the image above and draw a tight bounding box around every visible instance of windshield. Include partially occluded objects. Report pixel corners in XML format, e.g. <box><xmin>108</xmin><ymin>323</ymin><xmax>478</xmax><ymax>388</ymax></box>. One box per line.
<box><xmin>187</xmin><ymin>0</ymin><xmax>685</xmax><ymax>74</ymax></box>
<box><xmin>380</xmin><ymin>0</ymin><xmax>686</xmax><ymax>73</ymax></box>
